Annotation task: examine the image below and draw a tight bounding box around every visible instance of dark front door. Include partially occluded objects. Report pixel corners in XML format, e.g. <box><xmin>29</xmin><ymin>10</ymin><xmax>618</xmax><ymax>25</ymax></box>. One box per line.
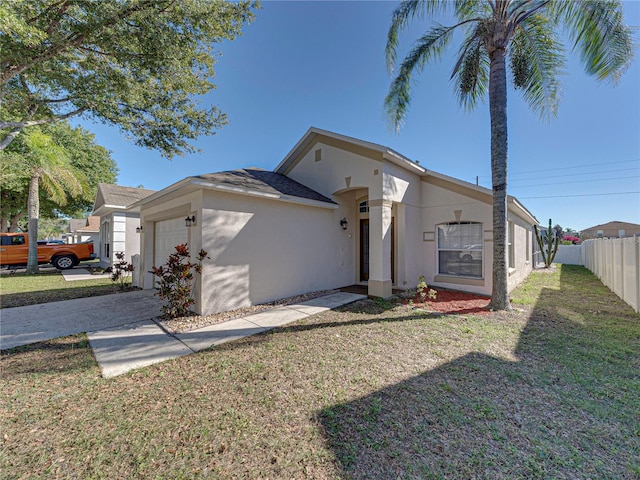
<box><xmin>360</xmin><ymin>218</ymin><xmax>395</xmax><ymax>283</ymax></box>
<box><xmin>360</xmin><ymin>219</ymin><xmax>369</xmax><ymax>281</ymax></box>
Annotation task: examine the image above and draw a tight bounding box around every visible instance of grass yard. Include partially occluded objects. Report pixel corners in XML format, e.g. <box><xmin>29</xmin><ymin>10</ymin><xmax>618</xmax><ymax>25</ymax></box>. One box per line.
<box><xmin>1</xmin><ymin>265</ymin><xmax>639</xmax><ymax>479</ymax></box>
<box><xmin>0</xmin><ymin>271</ymin><xmax>120</xmax><ymax>309</ymax></box>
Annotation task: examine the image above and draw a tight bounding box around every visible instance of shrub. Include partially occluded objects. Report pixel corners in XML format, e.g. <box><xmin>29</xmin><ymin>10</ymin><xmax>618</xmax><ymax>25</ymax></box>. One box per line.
<box><xmin>150</xmin><ymin>244</ymin><xmax>209</xmax><ymax>319</ymax></box>
<box><xmin>416</xmin><ymin>275</ymin><xmax>437</xmax><ymax>302</ymax></box>
<box><xmin>111</xmin><ymin>252</ymin><xmax>133</xmax><ymax>292</ymax></box>
<box><xmin>562</xmin><ymin>235</ymin><xmax>581</xmax><ymax>245</ymax></box>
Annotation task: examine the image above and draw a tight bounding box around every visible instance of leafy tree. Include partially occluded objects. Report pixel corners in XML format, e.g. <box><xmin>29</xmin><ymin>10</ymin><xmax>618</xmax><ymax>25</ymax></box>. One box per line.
<box><xmin>0</xmin><ymin>0</ymin><xmax>256</xmax><ymax>157</ymax></box>
<box><xmin>1</xmin><ymin>128</ymin><xmax>83</xmax><ymax>273</ymax></box>
<box><xmin>385</xmin><ymin>0</ymin><xmax>634</xmax><ymax>310</ymax></box>
<box><xmin>0</xmin><ymin>121</ymin><xmax>117</xmax><ymax>231</ymax></box>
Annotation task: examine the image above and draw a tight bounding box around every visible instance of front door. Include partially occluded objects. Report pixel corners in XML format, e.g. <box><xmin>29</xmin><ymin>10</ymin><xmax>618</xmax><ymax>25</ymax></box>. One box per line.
<box><xmin>360</xmin><ymin>218</ymin><xmax>395</xmax><ymax>283</ymax></box>
<box><xmin>360</xmin><ymin>219</ymin><xmax>369</xmax><ymax>281</ymax></box>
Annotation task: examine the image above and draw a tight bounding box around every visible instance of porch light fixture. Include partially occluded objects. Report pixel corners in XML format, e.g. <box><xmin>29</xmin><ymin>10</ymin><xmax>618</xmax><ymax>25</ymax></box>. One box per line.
<box><xmin>185</xmin><ymin>214</ymin><xmax>196</xmax><ymax>227</ymax></box>
<box><xmin>340</xmin><ymin>218</ymin><xmax>348</xmax><ymax>230</ymax></box>
<box><xmin>136</xmin><ymin>226</ymin><xmax>144</xmax><ymax>233</ymax></box>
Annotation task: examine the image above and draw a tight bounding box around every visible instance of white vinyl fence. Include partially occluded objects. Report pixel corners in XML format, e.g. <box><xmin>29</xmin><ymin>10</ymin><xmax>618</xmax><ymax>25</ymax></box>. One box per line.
<box><xmin>555</xmin><ymin>245</ymin><xmax>583</xmax><ymax>265</ymax></box>
<box><xmin>581</xmin><ymin>238</ymin><xmax>640</xmax><ymax>313</ymax></box>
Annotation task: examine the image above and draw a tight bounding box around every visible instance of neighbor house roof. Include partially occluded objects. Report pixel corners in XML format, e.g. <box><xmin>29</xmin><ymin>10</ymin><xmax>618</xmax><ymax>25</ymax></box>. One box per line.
<box><xmin>68</xmin><ymin>218</ymin><xmax>86</xmax><ymax>233</ymax></box>
<box><xmin>93</xmin><ymin>184</ymin><xmax>156</xmax><ymax>216</ymax></box>
<box><xmin>69</xmin><ymin>216</ymin><xmax>100</xmax><ymax>233</ymax></box>
<box><xmin>581</xmin><ymin>220</ymin><xmax>640</xmax><ymax>232</ymax></box>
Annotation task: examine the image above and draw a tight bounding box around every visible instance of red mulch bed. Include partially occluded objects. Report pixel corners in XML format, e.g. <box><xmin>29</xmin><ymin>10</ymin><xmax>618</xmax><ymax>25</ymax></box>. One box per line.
<box><xmin>409</xmin><ymin>289</ymin><xmax>493</xmax><ymax>316</ymax></box>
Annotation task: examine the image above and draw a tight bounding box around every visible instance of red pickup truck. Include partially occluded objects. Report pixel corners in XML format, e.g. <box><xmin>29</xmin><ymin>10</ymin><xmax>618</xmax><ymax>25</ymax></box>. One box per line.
<box><xmin>0</xmin><ymin>233</ymin><xmax>96</xmax><ymax>270</ymax></box>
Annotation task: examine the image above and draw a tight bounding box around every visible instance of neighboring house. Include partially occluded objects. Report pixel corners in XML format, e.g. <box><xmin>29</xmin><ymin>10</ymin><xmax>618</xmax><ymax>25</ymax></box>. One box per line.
<box><xmin>581</xmin><ymin>221</ymin><xmax>640</xmax><ymax>239</ymax></box>
<box><xmin>132</xmin><ymin>128</ymin><xmax>537</xmax><ymax>316</ymax></box>
<box><xmin>92</xmin><ymin>184</ymin><xmax>156</xmax><ymax>267</ymax></box>
<box><xmin>68</xmin><ymin>216</ymin><xmax>100</xmax><ymax>244</ymax></box>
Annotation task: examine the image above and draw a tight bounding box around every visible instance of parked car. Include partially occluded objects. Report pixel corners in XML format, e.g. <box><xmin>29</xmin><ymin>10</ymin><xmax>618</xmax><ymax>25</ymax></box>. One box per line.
<box><xmin>1</xmin><ymin>233</ymin><xmax>95</xmax><ymax>270</ymax></box>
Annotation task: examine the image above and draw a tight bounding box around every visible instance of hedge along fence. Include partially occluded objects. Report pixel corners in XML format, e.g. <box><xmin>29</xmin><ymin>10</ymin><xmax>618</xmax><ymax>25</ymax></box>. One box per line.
<box><xmin>582</xmin><ymin>237</ymin><xmax>640</xmax><ymax>313</ymax></box>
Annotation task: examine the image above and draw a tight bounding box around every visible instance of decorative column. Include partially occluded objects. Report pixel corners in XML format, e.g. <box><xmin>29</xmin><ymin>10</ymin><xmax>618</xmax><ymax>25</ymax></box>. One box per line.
<box><xmin>368</xmin><ymin>198</ymin><xmax>393</xmax><ymax>298</ymax></box>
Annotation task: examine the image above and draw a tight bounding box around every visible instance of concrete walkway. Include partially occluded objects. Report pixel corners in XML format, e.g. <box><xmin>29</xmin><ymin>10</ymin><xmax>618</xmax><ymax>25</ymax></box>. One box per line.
<box><xmin>61</xmin><ymin>268</ymin><xmax>110</xmax><ymax>281</ymax></box>
<box><xmin>1</xmin><ymin>289</ymin><xmax>161</xmax><ymax>350</ymax></box>
<box><xmin>1</xmin><ymin>289</ymin><xmax>366</xmax><ymax>378</ymax></box>
<box><xmin>89</xmin><ymin>292</ymin><xmax>366</xmax><ymax>378</ymax></box>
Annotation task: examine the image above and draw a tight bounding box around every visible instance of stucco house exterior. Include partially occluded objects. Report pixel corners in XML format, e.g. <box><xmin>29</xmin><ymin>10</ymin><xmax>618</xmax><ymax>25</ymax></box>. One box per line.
<box><xmin>132</xmin><ymin>128</ymin><xmax>537</xmax><ymax>316</ymax></box>
<box><xmin>581</xmin><ymin>221</ymin><xmax>640</xmax><ymax>239</ymax></box>
<box><xmin>92</xmin><ymin>183</ymin><xmax>156</xmax><ymax>268</ymax></box>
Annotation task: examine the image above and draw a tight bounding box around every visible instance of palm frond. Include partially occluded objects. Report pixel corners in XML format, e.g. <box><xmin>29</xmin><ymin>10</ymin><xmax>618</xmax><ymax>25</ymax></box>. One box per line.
<box><xmin>553</xmin><ymin>0</ymin><xmax>635</xmax><ymax>82</ymax></box>
<box><xmin>510</xmin><ymin>13</ymin><xmax>564</xmax><ymax>119</ymax></box>
<box><xmin>451</xmin><ymin>22</ymin><xmax>489</xmax><ymax>110</ymax></box>
<box><xmin>385</xmin><ymin>24</ymin><xmax>456</xmax><ymax>131</ymax></box>
<box><xmin>454</xmin><ymin>0</ymin><xmax>492</xmax><ymax>19</ymax></box>
<box><xmin>386</xmin><ymin>1</ymin><xmax>451</xmax><ymax>73</ymax></box>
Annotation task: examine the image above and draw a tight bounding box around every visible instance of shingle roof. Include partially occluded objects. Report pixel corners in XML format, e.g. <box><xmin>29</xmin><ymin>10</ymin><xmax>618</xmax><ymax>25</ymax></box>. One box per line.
<box><xmin>196</xmin><ymin>168</ymin><xmax>335</xmax><ymax>204</ymax></box>
<box><xmin>96</xmin><ymin>184</ymin><xmax>156</xmax><ymax>209</ymax></box>
<box><xmin>69</xmin><ymin>216</ymin><xmax>100</xmax><ymax>233</ymax></box>
<box><xmin>76</xmin><ymin>216</ymin><xmax>100</xmax><ymax>232</ymax></box>
<box><xmin>68</xmin><ymin>219</ymin><xmax>86</xmax><ymax>233</ymax></box>
<box><xmin>581</xmin><ymin>221</ymin><xmax>640</xmax><ymax>232</ymax></box>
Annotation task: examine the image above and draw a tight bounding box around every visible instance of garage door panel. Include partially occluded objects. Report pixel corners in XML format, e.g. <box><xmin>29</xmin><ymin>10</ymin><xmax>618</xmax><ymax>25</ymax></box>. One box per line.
<box><xmin>154</xmin><ymin>218</ymin><xmax>188</xmax><ymax>268</ymax></box>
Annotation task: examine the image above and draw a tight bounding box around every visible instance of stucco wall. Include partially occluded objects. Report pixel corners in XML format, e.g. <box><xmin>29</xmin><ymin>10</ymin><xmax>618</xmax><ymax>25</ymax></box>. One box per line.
<box><xmin>286</xmin><ymin>142</ymin><xmax>383</xmax><ymax>198</ymax></box>
<box><xmin>507</xmin><ymin>214</ymin><xmax>534</xmax><ymax>291</ymax></box>
<box><xmin>420</xmin><ymin>178</ymin><xmax>494</xmax><ymax>296</ymax></box>
<box><xmin>200</xmin><ymin>189</ymin><xmax>348</xmax><ymax>315</ymax></box>
<box><xmin>124</xmin><ymin>214</ymin><xmax>142</xmax><ymax>263</ymax></box>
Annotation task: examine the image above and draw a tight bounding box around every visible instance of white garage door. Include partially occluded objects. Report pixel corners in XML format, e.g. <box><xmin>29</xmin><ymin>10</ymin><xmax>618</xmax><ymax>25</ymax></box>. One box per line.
<box><xmin>154</xmin><ymin>218</ymin><xmax>188</xmax><ymax>269</ymax></box>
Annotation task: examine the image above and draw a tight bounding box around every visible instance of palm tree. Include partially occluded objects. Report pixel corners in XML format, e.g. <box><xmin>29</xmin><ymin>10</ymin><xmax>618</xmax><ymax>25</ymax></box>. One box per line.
<box><xmin>385</xmin><ymin>0</ymin><xmax>634</xmax><ymax>310</ymax></box>
<box><xmin>6</xmin><ymin>129</ymin><xmax>83</xmax><ymax>273</ymax></box>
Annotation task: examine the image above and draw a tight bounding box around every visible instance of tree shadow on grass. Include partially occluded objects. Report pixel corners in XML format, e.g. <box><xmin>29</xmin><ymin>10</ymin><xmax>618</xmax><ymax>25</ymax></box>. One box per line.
<box><xmin>0</xmin><ymin>335</ymin><xmax>98</xmax><ymax>378</ymax></box>
<box><xmin>317</xmin><ymin>266</ymin><xmax>640</xmax><ymax>479</ymax></box>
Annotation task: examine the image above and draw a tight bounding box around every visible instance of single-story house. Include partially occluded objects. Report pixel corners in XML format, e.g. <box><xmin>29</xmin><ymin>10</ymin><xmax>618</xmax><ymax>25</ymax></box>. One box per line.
<box><xmin>92</xmin><ymin>183</ymin><xmax>156</xmax><ymax>267</ymax></box>
<box><xmin>68</xmin><ymin>215</ymin><xmax>100</xmax><ymax>244</ymax></box>
<box><xmin>132</xmin><ymin>128</ymin><xmax>537</xmax><ymax>316</ymax></box>
<box><xmin>581</xmin><ymin>221</ymin><xmax>640</xmax><ymax>239</ymax></box>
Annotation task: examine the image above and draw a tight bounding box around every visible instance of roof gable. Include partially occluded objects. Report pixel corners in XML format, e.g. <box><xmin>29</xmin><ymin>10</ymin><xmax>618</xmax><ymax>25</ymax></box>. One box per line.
<box><xmin>93</xmin><ymin>183</ymin><xmax>156</xmax><ymax>212</ymax></box>
<box><xmin>275</xmin><ymin>127</ymin><xmax>424</xmax><ymax>176</ymax></box>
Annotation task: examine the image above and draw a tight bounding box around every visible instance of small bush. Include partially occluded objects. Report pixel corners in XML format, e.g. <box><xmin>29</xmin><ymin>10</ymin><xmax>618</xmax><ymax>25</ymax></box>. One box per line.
<box><xmin>416</xmin><ymin>275</ymin><xmax>437</xmax><ymax>302</ymax></box>
<box><xmin>111</xmin><ymin>252</ymin><xmax>133</xmax><ymax>292</ymax></box>
<box><xmin>150</xmin><ymin>244</ymin><xmax>209</xmax><ymax>319</ymax></box>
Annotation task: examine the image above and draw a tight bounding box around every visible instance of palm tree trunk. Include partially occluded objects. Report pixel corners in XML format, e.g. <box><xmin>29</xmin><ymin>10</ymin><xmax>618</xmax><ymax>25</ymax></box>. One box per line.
<box><xmin>26</xmin><ymin>174</ymin><xmax>40</xmax><ymax>274</ymax></box>
<box><xmin>487</xmin><ymin>45</ymin><xmax>511</xmax><ymax>311</ymax></box>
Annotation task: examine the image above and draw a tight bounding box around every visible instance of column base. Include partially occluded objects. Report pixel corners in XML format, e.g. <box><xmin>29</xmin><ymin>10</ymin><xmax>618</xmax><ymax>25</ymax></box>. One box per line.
<box><xmin>368</xmin><ymin>279</ymin><xmax>393</xmax><ymax>298</ymax></box>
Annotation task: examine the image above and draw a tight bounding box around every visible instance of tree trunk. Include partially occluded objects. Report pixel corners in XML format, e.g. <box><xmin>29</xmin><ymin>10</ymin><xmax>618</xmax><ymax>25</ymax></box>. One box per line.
<box><xmin>26</xmin><ymin>174</ymin><xmax>40</xmax><ymax>274</ymax></box>
<box><xmin>487</xmin><ymin>45</ymin><xmax>511</xmax><ymax>311</ymax></box>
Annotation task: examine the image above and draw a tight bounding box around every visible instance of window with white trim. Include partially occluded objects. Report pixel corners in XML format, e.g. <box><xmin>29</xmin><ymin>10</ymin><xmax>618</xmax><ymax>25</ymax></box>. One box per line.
<box><xmin>437</xmin><ymin>222</ymin><xmax>483</xmax><ymax>278</ymax></box>
<box><xmin>359</xmin><ymin>201</ymin><xmax>369</xmax><ymax>213</ymax></box>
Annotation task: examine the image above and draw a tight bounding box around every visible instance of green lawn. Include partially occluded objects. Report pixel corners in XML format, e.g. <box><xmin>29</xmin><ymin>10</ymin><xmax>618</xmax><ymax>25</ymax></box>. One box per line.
<box><xmin>0</xmin><ymin>271</ymin><xmax>119</xmax><ymax>308</ymax></box>
<box><xmin>1</xmin><ymin>265</ymin><xmax>638</xmax><ymax>479</ymax></box>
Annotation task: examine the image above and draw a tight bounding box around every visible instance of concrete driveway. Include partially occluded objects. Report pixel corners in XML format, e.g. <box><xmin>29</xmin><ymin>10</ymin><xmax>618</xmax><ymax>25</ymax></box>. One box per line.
<box><xmin>0</xmin><ymin>289</ymin><xmax>161</xmax><ymax>350</ymax></box>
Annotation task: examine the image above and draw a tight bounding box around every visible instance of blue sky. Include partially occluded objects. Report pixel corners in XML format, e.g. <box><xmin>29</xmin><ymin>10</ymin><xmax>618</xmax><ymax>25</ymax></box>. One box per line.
<box><xmin>79</xmin><ymin>1</ymin><xmax>639</xmax><ymax>232</ymax></box>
